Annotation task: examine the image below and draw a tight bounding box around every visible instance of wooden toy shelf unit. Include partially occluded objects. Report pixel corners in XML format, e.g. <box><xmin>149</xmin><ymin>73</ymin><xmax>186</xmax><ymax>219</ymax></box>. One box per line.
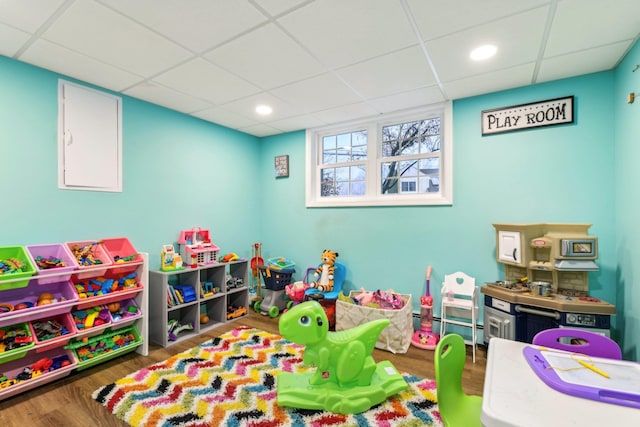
<box><xmin>0</xmin><ymin>240</ymin><xmax>149</xmax><ymax>401</ymax></box>
<box><xmin>148</xmin><ymin>259</ymin><xmax>249</xmax><ymax>347</ymax></box>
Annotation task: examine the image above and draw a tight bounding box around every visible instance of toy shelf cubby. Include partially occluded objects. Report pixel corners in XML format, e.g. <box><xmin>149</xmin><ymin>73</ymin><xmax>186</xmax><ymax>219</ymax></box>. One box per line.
<box><xmin>148</xmin><ymin>259</ymin><xmax>249</xmax><ymax>347</ymax></box>
<box><xmin>0</xmin><ymin>249</ymin><xmax>149</xmax><ymax>401</ymax></box>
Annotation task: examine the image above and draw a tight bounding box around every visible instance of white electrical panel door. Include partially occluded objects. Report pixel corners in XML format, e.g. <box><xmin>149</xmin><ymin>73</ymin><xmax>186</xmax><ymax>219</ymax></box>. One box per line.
<box><xmin>59</xmin><ymin>81</ymin><xmax>122</xmax><ymax>192</ymax></box>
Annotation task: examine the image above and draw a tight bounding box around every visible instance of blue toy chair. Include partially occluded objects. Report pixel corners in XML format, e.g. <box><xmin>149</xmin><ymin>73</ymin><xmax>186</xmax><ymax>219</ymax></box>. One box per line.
<box><xmin>304</xmin><ymin>261</ymin><xmax>346</xmax><ymax>301</ymax></box>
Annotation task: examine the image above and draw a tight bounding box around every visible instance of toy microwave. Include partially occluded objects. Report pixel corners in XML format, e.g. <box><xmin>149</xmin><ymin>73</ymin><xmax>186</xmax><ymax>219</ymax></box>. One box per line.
<box><xmin>556</xmin><ymin>236</ymin><xmax>598</xmax><ymax>259</ymax></box>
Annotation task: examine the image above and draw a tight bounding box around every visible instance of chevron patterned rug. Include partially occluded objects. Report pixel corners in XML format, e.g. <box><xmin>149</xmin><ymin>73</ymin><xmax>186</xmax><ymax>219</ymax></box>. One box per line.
<box><xmin>92</xmin><ymin>326</ymin><xmax>442</xmax><ymax>427</ymax></box>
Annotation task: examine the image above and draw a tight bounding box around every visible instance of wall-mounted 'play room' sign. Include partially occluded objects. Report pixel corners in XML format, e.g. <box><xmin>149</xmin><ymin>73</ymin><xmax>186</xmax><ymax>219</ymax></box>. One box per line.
<box><xmin>481</xmin><ymin>96</ymin><xmax>574</xmax><ymax>136</ymax></box>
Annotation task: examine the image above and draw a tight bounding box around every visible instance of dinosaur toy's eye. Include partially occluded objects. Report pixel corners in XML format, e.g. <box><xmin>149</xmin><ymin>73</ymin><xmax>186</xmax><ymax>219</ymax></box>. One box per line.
<box><xmin>316</xmin><ymin>317</ymin><xmax>323</xmax><ymax>327</ymax></box>
<box><xmin>299</xmin><ymin>315</ymin><xmax>310</xmax><ymax>326</ymax></box>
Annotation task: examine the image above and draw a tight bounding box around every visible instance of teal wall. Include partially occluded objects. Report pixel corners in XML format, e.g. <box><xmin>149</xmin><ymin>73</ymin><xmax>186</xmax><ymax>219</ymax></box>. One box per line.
<box><xmin>0</xmin><ymin>55</ymin><xmax>262</xmax><ymax>266</ymax></box>
<box><xmin>2</xmin><ymin>41</ymin><xmax>638</xmax><ymax>358</ymax></box>
<box><xmin>261</xmin><ymin>72</ymin><xmax>618</xmax><ymax>333</ymax></box>
<box><xmin>613</xmin><ymin>41</ymin><xmax>640</xmax><ymax>360</ymax></box>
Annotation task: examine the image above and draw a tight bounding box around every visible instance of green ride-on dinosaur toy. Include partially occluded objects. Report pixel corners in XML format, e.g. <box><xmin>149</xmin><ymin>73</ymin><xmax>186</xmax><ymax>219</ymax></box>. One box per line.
<box><xmin>277</xmin><ymin>300</ymin><xmax>408</xmax><ymax>414</ymax></box>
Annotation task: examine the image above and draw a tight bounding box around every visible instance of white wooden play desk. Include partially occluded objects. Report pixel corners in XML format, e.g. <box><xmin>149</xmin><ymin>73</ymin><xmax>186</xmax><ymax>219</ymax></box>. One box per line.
<box><xmin>482</xmin><ymin>337</ymin><xmax>640</xmax><ymax>427</ymax></box>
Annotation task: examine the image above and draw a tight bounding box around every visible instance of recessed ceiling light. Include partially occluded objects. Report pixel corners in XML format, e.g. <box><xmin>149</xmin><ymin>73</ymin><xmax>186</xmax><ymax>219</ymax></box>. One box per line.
<box><xmin>256</xmin><ymin>104</ymin><xmax>273</xmax><ymax>115</ymax></box>
<box><xmin>470</xmin><ymin>44</ymin><xmax>497</xmax><ymax>61</ymax></box>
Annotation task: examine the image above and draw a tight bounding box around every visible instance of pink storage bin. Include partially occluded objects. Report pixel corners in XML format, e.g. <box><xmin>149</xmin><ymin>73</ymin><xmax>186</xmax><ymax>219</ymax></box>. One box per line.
<box><xmin>25</xmin><ymin>243</ymin><xmax>78</xmax><ymax>285</ymax></box>
<box><xmin>100</xmin><ymin>237</ymin><xmax>142</xmax><ymax>275</ymax></box>
<box><xmin>0</xmin><ymin>346</ymin><xmax>76</xmax><ymax>401</ymax></box>
<box><xmin>29</xmin><ymin>312</ymin><xmax>77</xmax><ymax>353</ymax></box>
<box><xmin>0</xmin><ymin>279</ymin><xmax>78</xmax><ymax>328</ymax></box>
<box><xmin>107</xmin><ymin>298</ymin><xmax>141</xmax><ymax>328</ymax></box>
<box><xmin>71</xmin><ymin>305</ymin><xmax>111</xmax><ymax>340</ymax></box>
<box><xmin>65</xmin><ymin>240</ymin><xmax>113</xmax><ymax>279</ymax></box>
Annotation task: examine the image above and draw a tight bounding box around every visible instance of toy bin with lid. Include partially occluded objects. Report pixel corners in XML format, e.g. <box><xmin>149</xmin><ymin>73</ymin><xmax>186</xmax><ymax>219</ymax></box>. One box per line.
<box><xmin>106</xmin><ymin>298</ymin><xmax>141</xmax><ymax>328</ymax></box>
<box><xmin>71</xmin><ymin>305</ymin><xmax>111</xmax><ymax>340</ymax></box>
<box><xmin>0</xmin><ymin>322</ymin><xmax>35</xmax><ymax>364</ymax></box>
<box><xmin>0</xmin><ymin>346</ymin><xmax>76</xmax><ymax>401</ymax></box>
<box><xmin>65</xmin><ymin>240</ymin><xmax>113</xmax><ymax>279</ymax></box>
<box><xmin>29</xmin><ymin>312</ymin><xmax>77</xmax><ymax>352</ymax></box>
<box><xmin>0</xmin><ymin>279</ymin><xmax>78</xmax><ymax>326</ymax></box>
<box><xmin>25</xmin><ymin>243</ymin><xmax>79</xmax><ymax>285</ymax></box>
<box><xmin>0</xmin><ymin>246</ymin><xmax>36</xmax><ymax>291</ymax></box>
<box><xmin>100</xmin><ymin>237</ymin><xmax>142</xmax><ymax>274</ymax></box>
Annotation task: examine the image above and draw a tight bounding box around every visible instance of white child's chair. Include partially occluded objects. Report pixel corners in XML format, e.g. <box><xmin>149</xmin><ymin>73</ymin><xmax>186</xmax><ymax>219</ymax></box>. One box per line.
<box><xmin>440</xmin><ymin>271</ymin><xmax>479</xmax><ymax>363</ymax></box>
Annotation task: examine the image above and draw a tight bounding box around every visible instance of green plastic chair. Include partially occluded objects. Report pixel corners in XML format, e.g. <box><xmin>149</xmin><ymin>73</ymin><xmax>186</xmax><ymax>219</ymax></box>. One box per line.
<box><xmin>434</xmin><ymin>333</ymin><xmax>483</xmax><ymax>427</ymax></box>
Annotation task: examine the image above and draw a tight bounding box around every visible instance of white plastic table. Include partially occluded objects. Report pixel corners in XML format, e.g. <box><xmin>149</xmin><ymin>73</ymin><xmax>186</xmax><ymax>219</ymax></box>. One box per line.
<box><xmin>482</xmin><ymin>337</ymin><xmax>639</xmax><ymax>427</ymax></box>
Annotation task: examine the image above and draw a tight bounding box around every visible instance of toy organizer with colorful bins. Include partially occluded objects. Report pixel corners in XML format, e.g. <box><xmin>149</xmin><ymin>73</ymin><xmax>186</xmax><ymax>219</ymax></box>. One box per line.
<box><xmin>0</xmin><ymin>239</ymin><xmax>148</xmax><ymax>400</ymax></box>
<box><xmin>177</xmin><ymin>227</ymin><xmax>220</xmax><ymax>268</ymax></box>
<box><xmin>148</xmin><ymin>259</ymin><xmax>249</xmax><ymax>347</ymax></box>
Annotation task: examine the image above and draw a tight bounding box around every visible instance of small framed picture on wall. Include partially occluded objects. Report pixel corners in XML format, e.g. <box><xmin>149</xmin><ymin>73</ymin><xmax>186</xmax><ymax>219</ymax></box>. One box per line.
<box><xmin>274</xmin><ymin>155</ymin><xmax>289</xmax><ymax>178</ymax></box>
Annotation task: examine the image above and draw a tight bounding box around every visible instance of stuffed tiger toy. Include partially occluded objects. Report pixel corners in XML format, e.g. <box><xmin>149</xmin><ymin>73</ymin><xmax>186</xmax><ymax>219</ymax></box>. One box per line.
<box><xmin>311</xmin><ymin>249</ymin><xmax>339</xmax><ymax>292</ymax></box>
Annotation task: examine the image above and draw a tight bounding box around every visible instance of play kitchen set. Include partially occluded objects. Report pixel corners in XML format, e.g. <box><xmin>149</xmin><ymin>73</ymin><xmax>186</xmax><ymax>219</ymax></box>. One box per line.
<box><xmin>483</xmin><ymin>223</ymin><xmax>615</xmax><ymax>344</ymax></box>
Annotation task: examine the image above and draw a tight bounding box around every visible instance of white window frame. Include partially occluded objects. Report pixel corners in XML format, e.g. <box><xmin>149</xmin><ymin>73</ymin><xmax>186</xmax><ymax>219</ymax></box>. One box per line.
<box><xmin>305</xmin><ymin>102</ymin><xmax>453</xmax><ymax>207</ymax></box>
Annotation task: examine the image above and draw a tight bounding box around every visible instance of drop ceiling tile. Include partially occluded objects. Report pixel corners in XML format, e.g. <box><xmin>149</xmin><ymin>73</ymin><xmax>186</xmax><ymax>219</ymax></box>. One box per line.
<box><xmin>221</xmin><ymin>92</ymin><xmax>298</xmax><ymax>122</ymax></box>
<box><xmin>407</xmin><ymin>0</ymin><xmax>548</xmax><ymax>40</ymax></box>
<box><xmin>336</xmin><ymin>45</ymin><xmax>436</xmax><ymax>99</ymax></box>
<box><xmin>204</xmin><ymin>23</ymin><xmax>325</xmax><ymax>90</ymax></box>
<box><xmin>193</xmin><ymin>106</ymin><xmax>259</xmax><ymax>129</ymax></box>
<box><xmin>153</xmin><ymin>58</ymin><xmax>261</xmax><ymax>105</ymax></box>
<box><xmin>41</xmin><ymin>0</ymin><xmax>192</xmax><ymax>77</ymax></box>
<box><xmin>278</xmin><ymin>0</ymin><xmax>416</xmax><ymax>68</ymax></box>
<box><xmin>238</xmin><ymin>122</ymin><xmax>284</xmax><ymax>137</ymax></box>
<box><xmin>124</xmin><ymin>82</ymin><xmax>213</xmax><ymax>114</ymax></box>
<box><xmin>266</xmin><ymin>114</ymin><xmax>328</xmax><ymax>132</ymax></box>
<box><xmin>270</xmin><ymin>73</ymin><xmax>362</xmax><ymax>114</ymax></box>
<box><xmin>100</xmin><ymin>0</ymin><xmax>268</xmax><ymax>52</ymax></box>
<box><xmin>443</xmin><ymin>63</ymin><xmax>535</xmax><ymax>100</ymax></box>
<box><xmin>0</xmin><ymin>24</ymin><xmax>30</xmax><ymax>56</ymax></box>
<box><xmin>545</xmin><ymin>0</ymin><xmax>640</xmax><ymax>57</ymax></box>
<box><xmin>0</xmin><ymin>0</ymin><xmax>66</xmax><ymax>32</ymax></box>
<box><xmin>369</xmin><ymin>86</ymin><xmax>446</xmax><ymax>113</ymax></box>
<box><xmin>20</xmin><ymin>39</ymin><xmax>143</xmax><ymax>92</ymax></box>
<box><xmin>253</xmin><ymin>0</ymin><xmax>312</xmax><ymax>17</ymax></box>
<box><xmin>537</xmin><ymin>41</ymin><xmax>632</xmax><ymax>83</ymax></box>
<box><xmin>311</xmin><ymin>102</ymin><xmax>381</xmax><ymax>125</ymax></box>
<box><xmin>426</xmin><ymin>7</ymin><xmax>548</xmax><ymax>83</ymax></box>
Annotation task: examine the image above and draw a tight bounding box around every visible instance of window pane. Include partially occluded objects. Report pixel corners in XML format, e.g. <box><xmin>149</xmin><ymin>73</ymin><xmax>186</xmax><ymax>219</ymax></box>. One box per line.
<box><xmin>352</xmin><ymin>144</ymin><xmax>366</xmax><ymax>161</ymax></box>
<box><xmin>335</xmin><ymin>166</ymin><xmax>350</xmax><ymax>182</ymax></box>
<box><xmin>353</xmin><ymin>131</ymin><xmax>367</xmax><ymax>146</ymax></box>
<box><xmin>419</xmin><ymin>157</ymin><xmax>440</xmax><ymax>175</ymax></box>
<box><xmin>420</xmin><ymin>135</ymin><xmax>441</xmax><ymax>153</ymax></box>
<box><xmin>323</xmin><ymin>135</ymin><xmax>336</xmax><ymax>150</ymax></box>
<box><xmin>350</xmin><ymin>165</ymin><xmax>365</xmax><ymax>181</ymax></box>
<box><xmin>350</xmin><ymin>181</ymin><xmax>365</xmax><ymax>196</ymax></box>
<box><xmin>323</xmin><ymin>151</ymin><xmax>336</xmax><ymax>164</ymax></box>
<box><xmin>337</xmin><ymin>133</ymin><xmax>351</xmax><ymax>148</ymax></box>
<box><xmin>383</xmin><ymin>176</ymin><xmax>398</xmax><ymax>194</ymax></box>
<box><xmin>399</xmin><ymin>160</ymin><xmax>418</xmax><ymax>176</ymax></box>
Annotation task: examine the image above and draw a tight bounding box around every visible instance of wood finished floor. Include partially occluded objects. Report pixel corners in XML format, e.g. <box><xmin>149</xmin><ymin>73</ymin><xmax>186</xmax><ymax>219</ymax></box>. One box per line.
<box><xmin>0</xmin><ymin>310</ymin><xmax>487</xmax><ymax>426</ymax></box>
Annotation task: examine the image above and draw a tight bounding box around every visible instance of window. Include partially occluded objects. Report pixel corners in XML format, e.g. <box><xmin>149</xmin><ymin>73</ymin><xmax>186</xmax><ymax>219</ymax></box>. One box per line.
<box><xmin>306</xmin><ymin>103</ymin><xmax>452</xmax><ymax>207</ymax></box>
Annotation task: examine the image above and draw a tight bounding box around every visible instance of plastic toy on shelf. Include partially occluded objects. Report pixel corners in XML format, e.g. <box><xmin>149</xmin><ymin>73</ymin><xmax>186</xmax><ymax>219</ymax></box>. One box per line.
<box><xmin>161</xmin><ymin>244</ymin><xmax>184</xmax><ymax>272</ymax></box>
<box><xmin>177</xmin><ymin>227</ymin><xmax>219</xmax><ymax>266</ymax></box>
